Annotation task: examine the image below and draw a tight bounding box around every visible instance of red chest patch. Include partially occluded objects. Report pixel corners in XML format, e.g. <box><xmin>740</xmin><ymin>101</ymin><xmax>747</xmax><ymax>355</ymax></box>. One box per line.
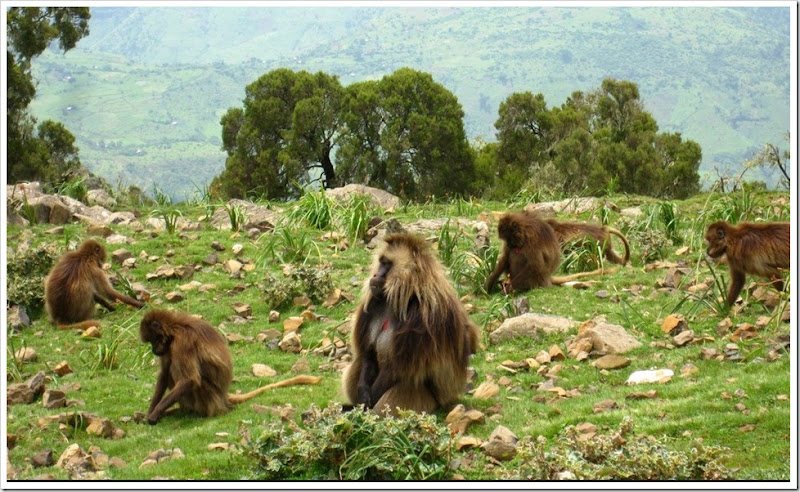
<box><xmin>381</xmin><ymin>318</ymin><xmax>391</xmax><ymax>331</ymax></box>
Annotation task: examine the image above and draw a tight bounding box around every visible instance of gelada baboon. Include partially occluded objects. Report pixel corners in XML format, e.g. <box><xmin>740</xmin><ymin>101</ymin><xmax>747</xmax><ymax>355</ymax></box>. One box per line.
<box><xmin>484</xmin><ymin>211</ymin><xmax>617</xmax><ymax>294</ymax></box>
<box><xmin>342</xmin><ymin>233</ymin><xmax>480</xmax><ymax>416</ymax></box>
<box><xmin>704</xmin><ymin>220</ymin><xmax>790</xmax><ymax>307</ymax></box>
<box><xmin>45</xmin><ymin>239</ymin><xmax>144</xmax><ymax>330</ymax></box>
<box><xmin>545</xmin><ymin>219</ymin><xmax>630</xmax><ymax>265</ymax></box>
<box><xmin>140</xmin><ymin>309</ymin><xmax>321</xmax><ymax>424</ymax></box>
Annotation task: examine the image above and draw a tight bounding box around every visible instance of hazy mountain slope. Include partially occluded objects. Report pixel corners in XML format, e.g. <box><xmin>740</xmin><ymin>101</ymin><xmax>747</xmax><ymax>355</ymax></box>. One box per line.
<box><xmin>27</xmin><ymin>6</ymin><xmax>791</xmax><ymax>199</ymax></box>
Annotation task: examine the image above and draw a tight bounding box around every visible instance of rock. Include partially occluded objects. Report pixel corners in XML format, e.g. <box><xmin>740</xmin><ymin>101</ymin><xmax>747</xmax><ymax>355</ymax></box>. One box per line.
<box><xmin>593</xmin><ymin>399</ymin><xmax>620</xmax><ymax>413</ymax></box>
<box><xmin>278</xmin><ymin>332</ymin><xmax>302</xmax><ymax>353</ymax></box>
<box><xmin>661</xmin><ymin>314</ymin><xmax>688</xmax><ymax>335</ymax></box>
<box><xmin>32</xmin><ymin>449</ymin><xmax>54</xmax><ymax>468</ymax></box>
<box><xmin>592</xmin><ymin>354</ymin><xmax>630</xmax><ymax>370</ymax></box>
<box><xmin>626</xmin><ymin>369</ymin><xmax>674</xmax><ymax>385</ymax></box>
<box><xmin>211</xmin><ymin>199</ymin><xmax>281</xmax><ymax>231</ymax></box>
<box><xmin>14</xmin><ymin>347</ymin><xmax>37</xmax><ymax>363</ymax></box>
<box><xmin>283</xmin><ymin>316</ymin><xmax>304</xmax><ymax>333</ymax></box>
<box><xmin>46</xmin><ymin>226</ymin><xmax>65</xmax><ymax>235</ymax></box>
<box><xmin>43</xmin><ymin>389</ymin><xmax>67</xmax><ymax>409</ymax></box>
<box><xmin>223</xmin><ymin>259</ymin><xmax>243</xmax><ymax>274</ymax></box>
<box><xmin>626</xmin><ymin>390</ymin><xmax>658</xmax><ymax>400</ymax></box>
<box><xmin>269</xmin><ymin>310</ymin><xmax>280</xmax><ymax>323</ymax></box>
<box><xmin>111</xmin><ymin>248</ymin><xmax>134</xmax><ymax>264</ymax></box>
<box><xmin>572</xmin><ymin>321</ymin><xmax>642</xmax><ymax>354</ymax></box>
<box><xmin>716</xmin><ymin>317</ymin><xmax>733</xmax><ymax>335</ymax></box>
<box><xmin>7</xmin><ymin>305</ymin><xmax>31</xmax><ymax>332</ymax></box>
<box><xmin>525</xmin><ymin>197</ymin><xmax>598</xmax><ymax>215</ymax></box>
<box><xmin>203</xmin><ymin>252</ymin><xmax>218</xmax><ymax>265</ymax></box>
<box><xmin>489</xmin><ymin>313</ymin><xmax>578</xmax><ymax>344</ymax></box>
<box><xmin>548</xmin><ymin>345</ymin><xmax>566</xmax><ymax>361</ymax></box>
<box><xmin>86</xmin><ymin>418</ymin><xmax>115</xmax><ymax>438</ymax></box>
<box><xmin>232</xmin><ymin>243</ymin><xmax>244</xmax><ymax>256</ymax></box>
<box><xmin>534</xmin><ymin>351</ymin><xmax>551</xmax><ymax>365</ymax></box>
<box><xmin>482</xmin><ymin>425</ymin><xmax>518</xmax><ymax>461</ymax></box>
<box><xmin>252</xmin><ymin>364</ymin><xmax>277</xmax><ymax>378</ymax></box>
<box><xmin>288</xmin><ymin>359</ymin><xmax>311</xmax><ymax>376</ymax></box>
<box><xmin>680</xmin><ymin>363</ymin><xmax>699</xmax><ymax>377</ymax></box>
<box><xmin>326</xmin><ymin>184</ymin><xmax>401</xmax><ymax>210</ymax></box>
<box><xmin>211</xmin><ymin>241</ymin><xmax>226</xmax><ymax>251</ymax></box>
<box><xmin>165</xmin><ymin>291</ymin><xmax>184</xmax><ymax>303</ymax></box>
<box><xmin>231</xmin><ymin>302</ymin><xmax>252</xmax><ymax>317</ymax></box>
<box><xmin>29</xmin><ymin>195</ymin><xmax>72</xmax><ymax>224</ymax></box>
<box><xmin>473</xmin><ymin>381</ymin><xmax>500</xmax><ymax>399</ymax></box>
<box><xmin>672</xmin><ymin>330</ymin><xmax>694</xmax><ymax>347</ymax></box>
<box><xmin>86</xmin><ymin>189</ymin><xmax>117</xmax><ymax>208</ymax></box>
<box><xmin>7</xmin><ymin>371</ymin><xmax>47</xmax><ymax>405</ymax></box>
<box><xmin>456</xmin><ymin>436</ymin><xmax>482</xmax><ymax>451</ymax></box>
<box><xmin>621</xmin><ymin>207</ymin><xmax>643</xmax><ymax>218</ymax></box>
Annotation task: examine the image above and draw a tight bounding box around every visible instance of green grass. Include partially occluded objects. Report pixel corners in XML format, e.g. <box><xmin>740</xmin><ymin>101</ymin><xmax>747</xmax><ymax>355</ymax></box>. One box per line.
<box><xmin>5</xmin><ymin>190</ymin><xmax>791</xmax><ymax>480</ymax></box>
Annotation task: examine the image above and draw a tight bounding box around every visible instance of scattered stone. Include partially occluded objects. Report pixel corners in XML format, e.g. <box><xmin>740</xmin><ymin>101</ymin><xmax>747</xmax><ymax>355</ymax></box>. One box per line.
<box><xmin>208</xmin><ymin>443</ymin><xmax>229</xmax><ymax>451</ymax></box>
<box><xmin>86</xmin><ymin>223</ymin><xmax>113</xmax><ymax>238</ymax></box>
<box><xmin>224</xmin><ymin>259</ymin><xmax>243</xmax><ymax>274</ymax></box>
<box><xmin>111</xmin><ymin>248</ymin><xmax>134</xmax><ymax>265</ymax></box>
<box><xmin>7</xmin><ymin>371</ymin><xmax>47</xmax><ymax>405</ymax></box>
<box><xmin>86</xmin><ymin>418</ymin><xmax>116</xmax><ymax>438</ymax></box>
<box><xmin>680</xmin><ymin>364</ymin><xmax>699</xmax><ymax>377</ymax></box>
<box><xmin>43</xmin><ymin>389</ymin><xmax>67</xmax><ymax>409</ymax></box>
<box><xmin>278</xmin><ymin>332</ymin><xmax>302</xmax><ymax>353</ymax></box>
<box><xmin>232</xmin><ymin>243</ymin><xmax>244</xmax><ymax>256</ymax></box>
<box><xmin>211</xmin><ymin>241</ymin><xmax>226</xmax><ymax>251</ymax></box>
<box><xmin>473</xmin><ymin>381</ymin><xmax>500</xmax><ymax>400</ymax></box>
<box><xmin>661</xmin><ymin>314</ymin><xmax>688</xmax><ymax>335</ymax></box>
<box><xmin>252</xmin><ymin>364</ymin><xmax>277</xmax><ymax>378</ymax></box>
<box><xmin>489</xmin><ymin>313</ymin><xmax>578</xmax><ymax>343</ymax></box>
<box><xmin>592</xmin><ymin>354</ymin><xmax>630</xmax><ymax>370</ymax></box>
<box><xmin>593</xmin><ymin>399</ymin><xmax>620</xmax><ymax>414</ymax></box>
<box><xmin>571</xmin><ymin>320</ymin><xmax>642</xmax><ymax>355</ymax></box>
<box><xmin>165</xmin><ymin>291</ymin><xmax>184</xmax><ymax>303</ymax></box>
<box><xmin>595</xmin><ymin>290</ymin><xmax>610</xmax><ymax>299</ymax></box>
<box><xmin>269</xmin><ymin>310</ymin><xmax>281</xmax><ymax>323</ymax></box>
<box><xmin>82</xmin><ymin>326</ymin><xmax>101</xmax><ymax>338</ymax></box>
<box><xmin>455</xmin><ymin>436</ymin><xmax>482</xmax><ymax>451</ymax></box>
<box><xmin>231</xmin><ymin>302</ymin><xmax>252</xmax><ymax>317</ymax></box>
<box><xmin>283</xmin><ymin>316</ymin><xmax>304</xmax><ymax>333</ymax></box>
<box><xmin>290</xmin><ymin>358</ymin><xmax>311</xmax><ymax>373</ymax></box>
<box><xmin>32</xmin><ymin>449</ymin><xmax>54</xmax><ymax>468</ymax></box>
<box><xmin>626</xmin><ymin>390</ymin><xmax>658</xmax><ymax>400</ymax></box>
<box><xmin>482</xmin><ymin>425</ymin><xmax>518</xmax><ymax>461</ymax></box>
<box><xmin>672</xmin><ymin>330</ymin><xmax>694</xmax><ymax>347</ymax></box>
<box><xmin>14</xmin><ymin>347</ymin><xmax>37</xmax><ymax>363</ymax></box>
<box><xmin>202</xmin><ymin>252</ymin><xmax>219</xmax><ymax>265</ymax></box>
<box><xmin>548</xmin><ymin>345</ymin><xmax>566</xmax><ymax>361</ymax></box>
<box><xmin>738</xmin><ymin>424</ymin><xmax>756</xmax><ymax>433</ymax></box>
<box><xmin>626</xmin><ymin>369</ymin><xmax>673</xmax><ymax>385</ymax></box>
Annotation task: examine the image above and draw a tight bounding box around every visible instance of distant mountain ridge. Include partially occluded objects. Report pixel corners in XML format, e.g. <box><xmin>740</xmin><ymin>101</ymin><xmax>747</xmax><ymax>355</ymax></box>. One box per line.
<box><xmin>28</xmin><ymin>6</ymin><xmax>791</xmax><ymax>199</ymax></box>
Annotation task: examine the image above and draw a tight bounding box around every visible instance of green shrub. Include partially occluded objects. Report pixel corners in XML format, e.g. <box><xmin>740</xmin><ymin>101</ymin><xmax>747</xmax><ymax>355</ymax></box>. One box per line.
<box><xmin>511</xmin><ymin>416</ymin><xmax>733</xmax><ymax>480</ymax></box>
<box><xmin>260</xmin><ymin>265</ymin><xmax>334</xmax><ymax>310</ymax></box>
<box><xmin>246</xmin><ymin>404</ymin><xmax>453</xmax><ymax>480</ymax></box>
<box><xmin>6</xmin><ymin>244</ymin><xmax>59</xmax><ymax>314</ymax></box>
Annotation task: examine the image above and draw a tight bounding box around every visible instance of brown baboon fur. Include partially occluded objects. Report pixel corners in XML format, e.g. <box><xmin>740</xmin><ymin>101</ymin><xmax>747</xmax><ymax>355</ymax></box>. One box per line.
<box><xmin>140</xmin><ymin>309</ymin><xmax>321</xmax><ymax>424</ymax></box>
<box><xmin>704</xmin><ymin>221</ymin><xmax>790</xmax><ymax>307</ymax></box>
<box><xmin>342</xmin><ymin>233</ymin><xmax>480</xmax><ymax>417</ymax></box>
<box><xmin>44</xmin><ymin>239</ymin><xmax>144</xmax><ymax>330</ymax></box>
<box><xmin>484</xmin><ymin>212</ymin><xmax>617</xmax><ymax>294</ymax></box>
<box><xmin>545</xmin><ymin>219</ymin><xmax>631</xmax><ymax>265</ymax></box>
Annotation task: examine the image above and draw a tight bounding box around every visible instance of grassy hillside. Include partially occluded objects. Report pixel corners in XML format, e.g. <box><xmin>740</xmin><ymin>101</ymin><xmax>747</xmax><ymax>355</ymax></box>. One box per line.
<box><xmin>5</xmin><ymin>189</ymin><xmax>792</xmax><ymax>480</ymax></box>
<box><xmin>27</xmin><ymin>6</ymin><xmax>791</xmax><ymax>199</ymax></box>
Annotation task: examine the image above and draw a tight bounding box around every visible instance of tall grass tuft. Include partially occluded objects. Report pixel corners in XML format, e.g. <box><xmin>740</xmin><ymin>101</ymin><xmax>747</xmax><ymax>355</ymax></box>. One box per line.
<box><xmin>290</xmin><ymin>190</ymin><xmax>334</xmax><ymax>230</ymax></box>
<box><xmin>338</xmin><ymin>194</ymin><xmax>377</xmax><ymax>244</ymax></box>
<box><xmin>225</xmin><ymin>203</ymin><xmax>248</xmax><ymax>232</ymax></box>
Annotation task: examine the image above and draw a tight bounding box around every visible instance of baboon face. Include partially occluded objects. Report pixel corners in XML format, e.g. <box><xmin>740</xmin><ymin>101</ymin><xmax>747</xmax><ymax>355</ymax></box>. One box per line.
<box><xmin>498</xmin><ymin>216</ymin><xmax>521</xmax><ymax>248</ymax></box>
<box><xmin>704</xmin><ymin>224</ymin><xmax>727</xmax><ymax>259</ymax></box>
<box><xmin>141</xmin><ymin>320</ymin><xmax>172</xmax><ymax>356</ymax></box>
<box><xmin>369</xmin><ymin>257</ymin><xmax>392</xmax><ymax>298</ymax></box>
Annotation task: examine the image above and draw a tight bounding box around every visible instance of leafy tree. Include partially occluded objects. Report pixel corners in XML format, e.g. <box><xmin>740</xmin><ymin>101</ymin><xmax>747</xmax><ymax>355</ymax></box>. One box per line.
<box><xmin>6</xmin><ymin>7</ymin><xmax>90</xmax><ymax>185</ymax></box>
<box><xmin>494</xmin><ymin>78</ymin><xmax>701</xmax><ymax>199</ymax></box>
<box><xmin>336</xmin><ymin>68</ymin><xmax>476</xmax><ymax>201</ymax></box>
<box><xmin>213</xmin><ymin>69</ymin><xmax>344</xmax><ymax>200</ymax></box>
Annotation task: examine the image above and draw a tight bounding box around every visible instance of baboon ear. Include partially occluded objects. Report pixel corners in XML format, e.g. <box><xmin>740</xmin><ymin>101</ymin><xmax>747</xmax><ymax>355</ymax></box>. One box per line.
<box><xmin>150</xmin><ymin>320</ymin><xmax>162</xmax><ymax>332</ymax></box>
<box><xmin>716</xmin><ymin>227</ymin><xmax>725</xmax><ymax>240</ymax></box>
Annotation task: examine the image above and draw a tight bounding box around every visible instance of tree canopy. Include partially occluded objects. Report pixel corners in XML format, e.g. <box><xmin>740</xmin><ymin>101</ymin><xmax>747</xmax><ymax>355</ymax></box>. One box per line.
<box><xmin>213</xmin><ymin>67</ymin><xmax>475</xmax><ymax>202</ymax></box>
<box><xmin>7</xmin><ymin>7</ymin><xmax>90</xmax><ymax>185</ymax></box>
<box><xmin>491</xmin><ymin>78</ymin><xmax>702</xmax><ymax>199</ymax></box>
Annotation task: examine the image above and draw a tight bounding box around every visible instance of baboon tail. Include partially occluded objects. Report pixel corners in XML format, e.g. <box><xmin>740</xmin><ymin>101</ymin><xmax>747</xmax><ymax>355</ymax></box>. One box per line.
<box><xmin>607</xmin><ymin>227</ymin><xmax>631</xmax><ymax>265</ymax></box>
<box><xmin>551</xmin><ymin>267</ymin><xmax>618</xmax><ymax>285</ymax></box>
<box><xmin>228</xmin><ymin>375</ymin><xmax>323</xmax><ymax>404</ymax></box>
<box><xmin>56</xmin><ymin>320</ymin><xmax>102</xmax><ymax>331</ymax></box>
